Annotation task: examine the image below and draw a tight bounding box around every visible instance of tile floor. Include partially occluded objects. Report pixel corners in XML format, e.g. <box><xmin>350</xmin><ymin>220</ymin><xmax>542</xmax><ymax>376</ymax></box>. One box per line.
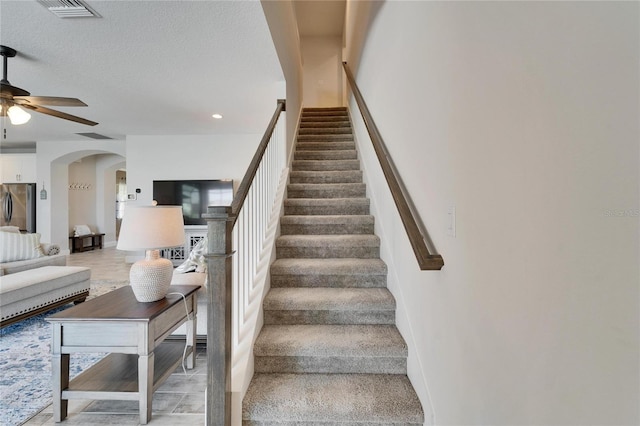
<box><xmin>21</xmin><ymin>246</ymin><xmax>206</xmax><ymax>426</ymax></box>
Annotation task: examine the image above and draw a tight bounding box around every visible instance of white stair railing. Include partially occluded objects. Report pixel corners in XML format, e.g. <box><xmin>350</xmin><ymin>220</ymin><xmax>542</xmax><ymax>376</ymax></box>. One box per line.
<box><xmin>204</xmin><ymin>99</ymin><xmax>286</xmax><ymax>426</ymax></box>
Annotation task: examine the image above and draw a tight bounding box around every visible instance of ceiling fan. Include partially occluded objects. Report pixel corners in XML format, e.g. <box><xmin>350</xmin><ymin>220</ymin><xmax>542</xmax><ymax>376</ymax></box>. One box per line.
<box><xmin>0</xmin><ymin>45</ymin><xmax>97</xmax><ymax>126</ymax></box>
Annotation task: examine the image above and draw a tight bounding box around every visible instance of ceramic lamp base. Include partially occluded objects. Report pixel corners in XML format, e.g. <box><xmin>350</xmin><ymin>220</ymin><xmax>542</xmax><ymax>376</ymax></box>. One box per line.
<box><xmin>129</xmin><ymin>250</ymin><xmax>173</xmax><ymax>302</ymax></box>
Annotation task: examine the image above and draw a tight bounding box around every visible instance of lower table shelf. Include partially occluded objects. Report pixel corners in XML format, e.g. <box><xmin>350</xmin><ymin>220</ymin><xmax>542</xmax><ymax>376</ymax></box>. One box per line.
<box><xmin>63</xmin><ymin>341</ymin><xmax>191</xmax><ymax>399</ymax></box>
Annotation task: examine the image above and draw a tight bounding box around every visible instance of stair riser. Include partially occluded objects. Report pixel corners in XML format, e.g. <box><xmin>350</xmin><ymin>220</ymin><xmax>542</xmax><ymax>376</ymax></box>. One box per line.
<box><xmin>289</xmin><ymin>171</ymin><xmax>362</xmax><ymax>184</ymax></box>
<box><xmin>295</xmin><ymin>142</ymin><xmax>355</xmax><ymax>151</ymax></box>
<box><xmin>270</xmin><ymin>274</ymin><xmax>387</xmax><ymax>288</ymax></box>
<box><xmin>277</xmin><ymin>246</ymin><xmax>380</xmax><ymax>259</ymax></box>
<box><xmin>294</xmin><ymin>151</ymin><xmax>357</xmax><ymax>161</ymax></box>
<box><xmin>299</xmin><ymin>121</ymin><xmax>351</xmax><ymax>128</ymax></box>
<box><xmin>298</xmin><ymin>135</ymin><xmax>353</xmax><ymax>143</ymax></box>
<box><xmin>280</xmin><ymin>223</ymin><xmax>374</xmax><ymax>235</ymax></box>
<box><xmin>300</xmin><ymin>116</ymin><xmax>350</xmax><ymax>123</ymax></box>
<box><xmin>264</xmin><ymin>310</ymin><xmax>395</xmax><ymax>325</ymax></box>
<box><xmin>291</xmin><ymin>160</ymin><xmax>361</xmax><ymax>171</ymax></box>
<box><xmin>254</xmin><ymin>356</ymin><xmax>406</xmax><ymax>375</ymax></box>
<box><xmin>287</xmin><ymin>185</ymin><xmax>366</xmax><ymax>199</ymax></box>
<box><xmin>302</xmin><ymin>111</ymin><xmax>348</xmax><ymax>117</ymax></box>
<box><xmin>284</xmin><ymin>204</ymin><xmax>369</xmax><ymax>216</ymax></box>
<box><xmin>299</xmin><ymin>128</ymin><xmax>352</xmax><ymax>136</ymax></box>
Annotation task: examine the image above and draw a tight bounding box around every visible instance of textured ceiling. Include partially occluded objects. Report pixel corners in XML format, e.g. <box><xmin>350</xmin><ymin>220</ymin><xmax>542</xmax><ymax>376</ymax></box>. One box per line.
<box><xmin>0</xmin><ymin>0</ymin><xmax>284</xmax><ymax>146</ymax></box>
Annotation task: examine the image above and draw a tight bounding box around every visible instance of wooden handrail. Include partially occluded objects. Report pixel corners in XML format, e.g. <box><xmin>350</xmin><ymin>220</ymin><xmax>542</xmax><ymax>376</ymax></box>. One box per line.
<box><xmin>342</xmin><ymin>62</ymin><xmax>443</xmax><ymax>270</ymax></box>
<box><xmin>230</xmin><ymin>99</ymin><xmax>286</xmax><ymax>226</ymax></box>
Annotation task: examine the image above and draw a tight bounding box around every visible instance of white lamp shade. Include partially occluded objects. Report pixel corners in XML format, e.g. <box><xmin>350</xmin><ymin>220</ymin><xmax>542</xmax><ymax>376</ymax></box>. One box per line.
<box><xmin>117</xmin><ymin>206</ymin><xmax>185</xmax><ymax>251</ymax></box>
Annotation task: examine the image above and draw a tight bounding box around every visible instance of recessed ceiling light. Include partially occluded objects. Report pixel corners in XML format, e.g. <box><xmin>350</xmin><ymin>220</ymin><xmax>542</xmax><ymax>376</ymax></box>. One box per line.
<box><xmin>212</xmin><ymin>114</ymin><xmax>223</xmax><ymax>119</ymax></box>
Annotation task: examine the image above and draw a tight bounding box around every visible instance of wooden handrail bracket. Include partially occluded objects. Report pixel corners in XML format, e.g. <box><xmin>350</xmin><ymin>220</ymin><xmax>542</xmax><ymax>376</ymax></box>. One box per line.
<box><xmin>342</xmin><ymin>62</ymin><xmax>443</xmax><ymax>271</ymax></box>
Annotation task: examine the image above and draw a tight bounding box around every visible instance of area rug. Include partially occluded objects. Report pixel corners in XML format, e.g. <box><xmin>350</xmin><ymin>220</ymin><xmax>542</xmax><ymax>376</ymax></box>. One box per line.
<box><xmin>0</xmin><ymin>280</ymin><xmax>128</xmax><ymax>426</ymax></box>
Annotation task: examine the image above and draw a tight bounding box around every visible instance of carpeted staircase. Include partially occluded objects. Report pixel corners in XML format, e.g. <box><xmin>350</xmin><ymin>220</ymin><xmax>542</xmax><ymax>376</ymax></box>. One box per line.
<box><xmin>242</xmin><ymin>107</ymin><xmax>424</xmax><ymax>425</ymax></box>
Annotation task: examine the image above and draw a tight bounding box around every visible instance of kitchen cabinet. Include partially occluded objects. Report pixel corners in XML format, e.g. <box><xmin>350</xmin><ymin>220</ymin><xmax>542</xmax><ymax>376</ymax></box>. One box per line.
<box><xmin>1</xmin><ymin>154</ymin><xmax>36</xmax><ymax>183</ymax></box>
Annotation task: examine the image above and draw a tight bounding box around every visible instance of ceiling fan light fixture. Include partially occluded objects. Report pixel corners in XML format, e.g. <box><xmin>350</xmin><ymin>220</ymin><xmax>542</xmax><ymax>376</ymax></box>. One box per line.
<box><xmin>212</xmin><ymin>113</ymin><xmax>223</xmax><ymax>119</ymax></box>
<box><xmin>7</xmin><ymin>105</ymin><xmax>31</xmax><ymax>125</ymax></box>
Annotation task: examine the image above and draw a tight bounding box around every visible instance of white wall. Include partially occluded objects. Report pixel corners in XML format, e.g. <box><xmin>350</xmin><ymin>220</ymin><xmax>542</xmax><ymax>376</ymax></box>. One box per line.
<box><xmin>124</xmin><ymin>134</ymin><xmax>262</xmax><ymax>207</ymax></box>
<box><xmin>301</xmin><ymin>36</ymin><xmax>343</xmax><ymax>107</ymax></box>
<box><xmin>36</xmin><ymin>140</ymin><xmax>126</xmax><ymax>250</ymax></box>
<box><xmin>345</xmin><ymin>1</ymin><xmax>639</xmax><ymax>425</ymax></box>
<box><xmin>68</xmin><ymin>156</ymin><xmax>98</xmax><ymax>235</ymax></box>
<box><xmin>261</xmin><ymin>0</ymin><xmax>304</xmax><ymax>161</ymax></box>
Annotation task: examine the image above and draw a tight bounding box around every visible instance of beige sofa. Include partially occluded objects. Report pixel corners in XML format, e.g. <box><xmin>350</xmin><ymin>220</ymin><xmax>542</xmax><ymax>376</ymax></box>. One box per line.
<box><xmin>1</xmin><ymin>266</ymin><xmax>91</xmax><ymax>327</ymax></box>
<box><xmin>0</xmin><ymin>229</ymin><xmax>90</xmax><ymax>326</ymax></box>
<box><xmin>0</xmin><ymin>226</ymin><xmax>66</xmax><ymax>275</ymax></box>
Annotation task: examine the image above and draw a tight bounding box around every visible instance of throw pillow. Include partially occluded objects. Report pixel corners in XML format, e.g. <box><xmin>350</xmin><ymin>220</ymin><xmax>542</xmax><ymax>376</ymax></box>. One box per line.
<box><xmin>47</xmin><ymin>245</ymin><xmax>61</xmax><ymax>256</ymax></box>
<box><xmin>73</xmin><ymin>225</ymin><xmax>93</xmax><ymax>237</ymax></box>
<box><xmin>0</xmin><ymin>232</ymin><xmax>45</xmax><ymax>263</ymax></box>
<box><xmin>175</xmin><ymin>237</ymin><xmax>208</xmax><ymax>274</ymax></box>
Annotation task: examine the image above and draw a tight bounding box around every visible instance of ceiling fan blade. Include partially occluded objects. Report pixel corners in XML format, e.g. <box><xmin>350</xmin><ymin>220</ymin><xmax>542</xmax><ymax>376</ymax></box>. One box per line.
<box><xmin>13</xmin><ymin>96</ymin><xmax>88</xmax><ymax>107</ymax></box>
<box><xmin>21</xmin><ymin>104</ymin><xmax>98</xmax><ymax>126</ymax></box>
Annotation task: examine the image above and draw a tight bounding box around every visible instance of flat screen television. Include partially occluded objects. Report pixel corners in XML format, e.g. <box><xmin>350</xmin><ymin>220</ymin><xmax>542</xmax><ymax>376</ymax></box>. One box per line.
<box><xmin>153</xmin><ymin>179</ymin><xmax>233</xmax><ymax>225</ymax></box>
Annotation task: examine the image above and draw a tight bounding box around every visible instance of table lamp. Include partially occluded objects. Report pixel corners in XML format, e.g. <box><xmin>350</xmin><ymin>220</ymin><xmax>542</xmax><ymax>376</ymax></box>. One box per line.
<box><xmin>117</xmin><ymin>205</ymin><xmax>185</xmax><ymax>302</ymax></box>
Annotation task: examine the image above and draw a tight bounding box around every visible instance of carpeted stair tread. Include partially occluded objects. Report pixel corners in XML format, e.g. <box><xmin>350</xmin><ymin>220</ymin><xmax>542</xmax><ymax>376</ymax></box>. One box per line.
<box><xmin>289</xmin><ymin>170</ymin><xmax>363</xmax><ymax>184</ymax></box>
<box><xmin>303</xmin><ymin>106</ymin><xmax>347</xmax><ymax>112</ymax></box>
<box><xmin>255</xmin><ymin>324</ymin><xmax>407</xmax><ymax>357</ymax></box>
<box><xmin>295</xmin><ymin>141</ymin><xmax>356</xmax><ymax>151</ymax></box>
<box><xmin>294</xmin><ymin>150</ymin><xmax>357</xmax><ymax>160</ymax></box>
<box><xmin>276</xmin><ymin>235</ymin><xmax>380</xmax><ymax>259</ymax></box>
<box><xmin>264</xmin><ymin>287</ymin><xmax>395</xmax><ymax>319</ymax></box>
<box><xmin>270</xmin><ymin>258</ymin><xmax>387</xmax><ymax>288</ymax></box>
<box><xmin>284</xmin><ymin>198</ymin><xmax>370</xmax><ymax>216</ymax></box>
<box><xmin>265</xmin><ymin>287</ymin><xmax>394</xmax><ymax>309</ymax></box>
<box><xmin>298</xmin><ymin>127</ymin><xmax>353</xmax><ymax>135</ymax></box>
<box><xmin>280</xmin><ymin>215</ymin><xmax>374</xmax><ymax>235</ymax></box>
<box><xmin>254</xmin><ymin>325</ymin><xmax>407</xmax><ymax>374</ymax></box>
<box><xmin>242</xmin><ymin>373</ymin><xmax>424</xmax><ymax>424</ymax></box>
<box><xmin>297</xmin><ymin>134</ymin><xmax>354</xmax><ymax>142</ymax></box>
<box><xmin>299</xmin><ymin>120</ymin><xmax>351</xmax><ymax>128</ymax></box>
<box><xmin>301</xmin><ymin>111</ymin><xmax>348</xmax><ymax>117</ymax></box>
<box><xmin>287</xmin><ymin>183</ymin><xmax>366</xmax><ymax>199</ymax></box>
<box><xmin>291</xmin><ymin>159</ymin><xmax>361</xmax><ymax>171</ymax></box>
<box><xmin>300</xmin><ymin>115</ymin><xmax>351</xmax><ymax>123</ymax></box>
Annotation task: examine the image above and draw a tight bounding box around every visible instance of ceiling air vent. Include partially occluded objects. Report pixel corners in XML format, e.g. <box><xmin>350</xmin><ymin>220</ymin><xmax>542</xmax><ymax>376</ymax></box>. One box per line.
<box><xmin>76</xmin><ymin>132</ymin><xmax>112</xmax><ymax>140</ymax></box>
<box><xmin>38</xmin><ymin>0</ymin><xmax>101</xmax><ymax>18</ymax></box>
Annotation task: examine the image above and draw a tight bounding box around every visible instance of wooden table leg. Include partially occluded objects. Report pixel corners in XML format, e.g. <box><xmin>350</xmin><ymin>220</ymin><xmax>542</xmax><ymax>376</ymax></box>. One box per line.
<box><xmin>138</xmin><ymin>352</ymin><xmax>155</xmax><ymax>424</ymax></box>
<box><xmin>52</xmin><ymin>354</ymin><xmax>69</xmax><ymax>422</ymax></box>
<box><xmin>52</xmin><ymin>323</ymin><xmax>69</xmax><ymax>422</ymax></box>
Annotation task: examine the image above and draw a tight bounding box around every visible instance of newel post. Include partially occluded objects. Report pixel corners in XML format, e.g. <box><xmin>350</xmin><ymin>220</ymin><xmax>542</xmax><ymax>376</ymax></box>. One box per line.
<box><xmin>203</xmin><ymin>205</ymin><xmax>233</xmax><ymax>426</ymax></box>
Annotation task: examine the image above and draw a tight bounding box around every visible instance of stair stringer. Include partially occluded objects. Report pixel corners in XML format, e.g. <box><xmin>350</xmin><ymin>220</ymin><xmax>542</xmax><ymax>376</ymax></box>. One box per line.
<box><xmin>230</xmin><ymin>166</ymin><xmax>291</xmax><ymax>426</ymax></box>
<box><xmin>347</xmin><ymin>109</ymin><xmax>436</xmax><ymax>425</ymax></box>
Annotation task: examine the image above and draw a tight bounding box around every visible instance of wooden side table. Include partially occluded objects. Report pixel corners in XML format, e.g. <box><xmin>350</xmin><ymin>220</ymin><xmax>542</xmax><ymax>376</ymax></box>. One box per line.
<box><xmin>69</xmin><ymin>233</ymin><xmax>105</xmax><ymax>253</ymax></box>
<box><xmin>46</xmin><ymin>285</ymin><xmax>200</xmax><ymax>424</ymax></box>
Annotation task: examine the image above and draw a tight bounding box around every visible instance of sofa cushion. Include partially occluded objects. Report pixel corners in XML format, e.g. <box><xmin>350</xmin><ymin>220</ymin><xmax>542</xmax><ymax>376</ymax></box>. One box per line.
<box><xmin>0</xmin><ymin>232</ymin><xmax>45</xmax><ymax>263</ymax></box>
<box><xmin>0</xmin><ymin>266</ymin><xmax>91</xmax><ymax>305</ymax></box>
<box><xmin>1</xmin><ymin>254</ymin><xmax>67</xmax><ymax>275</ymax></box>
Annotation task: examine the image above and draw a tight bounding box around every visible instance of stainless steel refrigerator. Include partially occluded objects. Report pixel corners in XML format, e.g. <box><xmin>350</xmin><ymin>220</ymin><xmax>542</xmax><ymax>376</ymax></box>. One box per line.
<box><xmin>1</xmin><ymin>183</ymin><xmax>36</xmax><ymax>233</ymax></box>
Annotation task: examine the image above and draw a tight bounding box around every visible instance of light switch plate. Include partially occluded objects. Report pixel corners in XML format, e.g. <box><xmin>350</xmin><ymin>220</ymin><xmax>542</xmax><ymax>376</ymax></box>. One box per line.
<box><xmin>447</xmin><ymin>206</ymin><xmax>456</xmax><ymax>237</ymax></box>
